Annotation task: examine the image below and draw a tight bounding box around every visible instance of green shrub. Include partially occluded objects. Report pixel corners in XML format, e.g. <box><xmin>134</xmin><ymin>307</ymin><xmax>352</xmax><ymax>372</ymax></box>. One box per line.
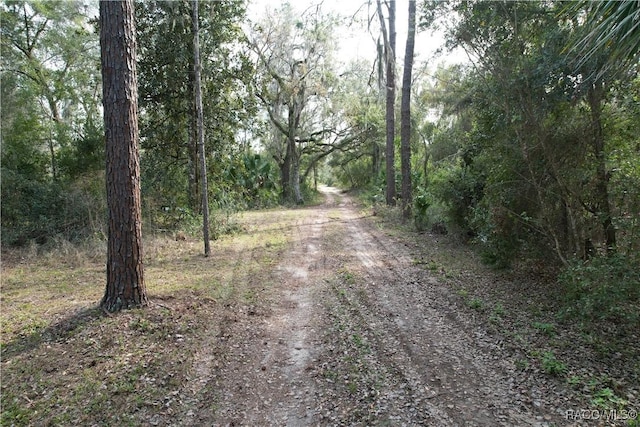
<box><xmin>559</xmin><ymin>253</ymin><xmax>640</xmax><ymax>323</ymax></box>
<box><xmin>413</xmin><ymin>187</ymin><xmax>432</xmax><ymax>231</ymax></box>
<box><xmin>1</xmin><ymin>170</ymin><xmax>106</xmax><ymax>246</ymax></box>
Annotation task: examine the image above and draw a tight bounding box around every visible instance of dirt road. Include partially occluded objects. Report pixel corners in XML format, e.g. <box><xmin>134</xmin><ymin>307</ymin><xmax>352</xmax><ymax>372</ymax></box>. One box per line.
<box><xmin>187</xmin><ymin>186</ymin><xmax>580</xmax><ymax>426</ymax></box>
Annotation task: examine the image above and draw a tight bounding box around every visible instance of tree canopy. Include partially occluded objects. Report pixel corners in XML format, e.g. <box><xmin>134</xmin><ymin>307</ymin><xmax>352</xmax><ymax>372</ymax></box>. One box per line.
<box><xmin>2</xmin><ymin>1</ymin><xmax>638</xmax><ymax>314</ymax></box>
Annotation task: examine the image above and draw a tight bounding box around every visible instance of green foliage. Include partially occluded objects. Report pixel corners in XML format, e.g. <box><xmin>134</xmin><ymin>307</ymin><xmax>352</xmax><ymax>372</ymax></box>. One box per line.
<box><xmin>412</xmin><ymin>187</ymin><xmax>432</xmax><ymax>231</ymax></box>
<box><xmin>1</xmin><ymin>1</ymin><xmax>105</xmax><ymax>247</ymax></box>
<box><xmin>225</xmin><ymin>153</ymin><xmax>280</xmax><ymax>209</ymax></box>
<box><xmin>418</xmin><ymin>0</ymin><xmax>639</xmax><ymax>271</ymax></box>
<box><xmin>591</xmin><ymin>387</ymin><xmax>627</xmax><ymax>410</ymax></box>
<box><xmin>568</xmin><ymin>374</ymin><xmax>634</xmax><ymax>412</ymax></box>
<box><xmin>1</xmin><ymin>169</ymin><xmax>106</xmax><ymax>246</ymax></box>
<box><xmin>467</xmin><ymin>297</ymin><xmax>484</xmax><ymax>311</ymax></box>
<box><xmin>427</xmin><ymin>159</ymin><xmax>483</xmax><ymax>233</ymax></box>
<box><xmin>559</xmin><ymin>254</ymin><xmax>640</xmax><ymax>323</ymax></box>
<box><xmin>137</xmin><ymin>0</ymin><xmax>253</xmax><ymax>218</ymax></box>
<box><xmin>332</xmin><ymin>155</ymin><xmax>376</xmax><ymax>190</ymax></box>
<box><xmin>540</xmin><ymin>351</ymin><xmax>567</xmax><ymax>377</ymax></box>
<box><xmin>532</xmin><ymin>322</ymin><xmax>556</xmax><ymax>337</ymax></box>
<box><xmin>57</xmin><ymin>122</ymin><xmax>105</xmax><ymax>180</ymax></box>
<box><xmin>565</xmin><ymin>1</ymin><xmax>640</xmax><ymax>77</ymax></box>
<box><xmin>489</xmin><ymin>303</ymin><xmax>505</xmax><ymax>324</ymax></box>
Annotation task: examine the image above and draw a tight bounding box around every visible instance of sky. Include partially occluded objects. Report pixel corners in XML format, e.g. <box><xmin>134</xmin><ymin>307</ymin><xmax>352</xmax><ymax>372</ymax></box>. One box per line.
<box><xmin>245</xmin><ymin>0</ymin><xmax>467</xmax><ymax>72</ymax></box>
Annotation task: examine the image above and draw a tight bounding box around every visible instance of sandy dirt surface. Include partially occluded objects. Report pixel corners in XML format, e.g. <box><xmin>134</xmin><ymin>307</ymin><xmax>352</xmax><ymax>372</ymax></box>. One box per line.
<box><xmin>3</xmin><ymin>187</ymin><xmax>637</xmax><ymax>427</ymax></box>
<box><xmin>168</xmin><ymin>186</ymin><xmax>595</xmax><ymax>426</ymax></box>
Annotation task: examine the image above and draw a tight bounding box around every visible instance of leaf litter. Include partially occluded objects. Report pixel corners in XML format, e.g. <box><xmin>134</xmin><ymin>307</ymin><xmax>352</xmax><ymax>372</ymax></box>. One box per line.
<box><xmin>1</xmin><ymin>187</ymin><xmax>638</xmax><ymax>426</ymax></box>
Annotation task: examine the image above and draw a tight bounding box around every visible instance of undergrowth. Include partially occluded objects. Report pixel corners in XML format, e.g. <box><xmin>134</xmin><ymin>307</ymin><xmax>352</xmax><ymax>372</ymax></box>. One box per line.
<box><xmin>559</xmin><ymin>253</ymin><xmax>640</xmax><ymax>326</ymax></box>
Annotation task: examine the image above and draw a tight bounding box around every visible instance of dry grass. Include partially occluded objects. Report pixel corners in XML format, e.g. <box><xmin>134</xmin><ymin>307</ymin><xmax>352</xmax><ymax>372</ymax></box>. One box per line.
<box><xmin>0</xmin><ymin>207</ymin><xmax>303</xmax><ymax>426</ymax></box>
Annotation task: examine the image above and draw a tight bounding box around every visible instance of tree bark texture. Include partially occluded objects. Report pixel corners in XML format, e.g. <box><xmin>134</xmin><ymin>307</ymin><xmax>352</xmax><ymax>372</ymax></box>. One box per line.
<box><xmin>383</xmin><ymin>0</ymin><xmax>397</xmax><ymax>206</ymax></box>
<box><xmin>192</xmin><ymin>0</ymin><xmax>211</xmax><ymax>256</ymax></box>
<box><xmin>100</xmin><ymin>0</ymin><xmax>147</xmax><ymax>312</ymax></box>
<box><xmin>588</xmin><ymin>83</ymin><xmax>616</xmax><ymax>253</ymax></box>
<box><xmin>400</xmin><ymin>0</ymin><xmax>416</xmax><ymax>219</ymax></box>
<box><xmin>287</xmin><ymin>99</ymin><xmax>304</xmax><ymax>205</ymax></box>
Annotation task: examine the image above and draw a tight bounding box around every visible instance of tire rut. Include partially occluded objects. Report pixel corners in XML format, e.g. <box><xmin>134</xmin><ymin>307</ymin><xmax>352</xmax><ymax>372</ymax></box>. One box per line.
<box><xmin>182</xmin><ymin>187</ymin><xmax>582</xmax><ymax>426</ymax></box>
<box><xmin>317</xmin><ymin>191</ymin><xmax>573</xmax><ymax>426</ymax></box>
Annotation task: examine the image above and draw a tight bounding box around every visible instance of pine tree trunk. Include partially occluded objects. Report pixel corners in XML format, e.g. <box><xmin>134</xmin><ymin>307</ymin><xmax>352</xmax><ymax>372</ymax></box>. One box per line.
<box><xmin>400</xmin><ymin>0</ymin><xmax>416</xmax><ymax>220</ymax></box>
<box><xmin>192</xmin><ymin>0</ymin><xmax>210</xmax><ymax>256</ymax></box>
<box><xmin>100</xmin><ymin>0</ymin><xmax>147</xmax><ymax>312</ymax></box>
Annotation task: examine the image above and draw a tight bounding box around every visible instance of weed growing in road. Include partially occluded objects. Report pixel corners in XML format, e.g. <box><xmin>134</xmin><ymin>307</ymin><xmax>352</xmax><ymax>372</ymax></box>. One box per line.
<box><xmin>456</xmin><ymin>288</ymin><xmax>469</xmax><ymax>298</ymax></box>
<box><xmin>515</xmin><ymin>359</ymin><xmax>529</xmax><ymax>371</ymax></box>
<box><xmin>591</xmin><ymin>387</ymin><xmax>627</xmax><ymax>410</ymax></box>
<box><xmin>488</xmin><ymin>303</ymin><xmax>506</xmax><ymax>324</ymax></box>
<box><xmin>540</xmin><ymin>351</ymin><xmax>567</xmax><ymax>377</ymax></box>
<box><xmin>532</xmin><ymin>322</ymin><xmax>556</xmax><ymax>337</ymax></box>
<box><xmin>492</xmin><ymin>303</ymin><xmax>505</xmax><ymax>317</ymax></box>
<box><xmin>338</xmin><ymin>268</ymin><xmax>357</xmax><ymax>285</ymax></box>
<box><xmin>467</xmin><ymin>297</ymin><xmax>484</xmax><ymax>311</ymax></box>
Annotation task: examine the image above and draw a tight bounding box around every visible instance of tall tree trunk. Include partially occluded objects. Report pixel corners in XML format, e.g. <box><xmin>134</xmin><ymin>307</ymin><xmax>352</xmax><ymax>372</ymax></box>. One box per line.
<box><xmin>588</xmin><ymin>83</ymin><xmax>616</xmax><ymax>253</ymax></box>
<box><xmin>47</xmin><ymin>97</ymin><xmax>62</xmax><ymax>181</ymax></box>
<box><xmin>192</xmin><ymin>0</ymin><xmax>210</xmax><ymax>256</ymax></box>
<box><xmin>100</xmin><ymin>0</ymin><xmax>147</xmax><ymax>312</ymax></box>
<box><xmin>400</xmin><ymin>0</ymin><xmax>416</xmax><ymax>220</ymax></box>
<box><xmin>187</xmin><ymin>68</ymin><xmax>200</xmax><ymax>213</ymax></box>
<box><xmin>380</xmin><ymin>0</ymin><xmax>396</xmax><ymax>206</ymax></box>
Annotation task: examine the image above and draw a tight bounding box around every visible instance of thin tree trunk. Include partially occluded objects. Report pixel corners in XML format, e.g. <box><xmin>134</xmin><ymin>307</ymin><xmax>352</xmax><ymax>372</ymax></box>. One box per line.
<box><xmin>385</xmin><ymin>0</ymin><xmax>396</xmax><ymax>206</ymax></box>
<box><xmin>400</xmin><ymin>0</ymin><xmax>416</xmax><ymax>220</ymax></box>
<box><xmin>192</xmin><ymin>0</ymin><xmax>210</xmax><ymax>256</ymax></box>
<box><xmin>588</xmin><ymin>83</ymin><xmax>616</xmax><ymax>253</ymax></box>
<box><xmin>47</xmin><ymin>97</ymin><xmax>62</xmax><ymax>181</ymax></box>
<box><xmin>187</xmin><ymin>70</ymin><xmax>200</xmax><ymax>213</ymax></box>
<box><xmin>100</xmin><ymin>0</ymin><xmax>147</xmax><ymax>312</ymax></box>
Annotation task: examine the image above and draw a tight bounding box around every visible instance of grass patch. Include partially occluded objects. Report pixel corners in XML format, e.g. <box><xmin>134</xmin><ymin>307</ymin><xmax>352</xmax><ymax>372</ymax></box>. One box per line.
<box><xmin>540</xmin><ymin>351</ymin><xmax>567</xmax><ymax>377</ymax></box>
<box><xmin>532</xmin><ymin>322</ymin><xmax>557</xmax><ymax>337</ymax></box>
<box><xmin>0</xmin><ymin>207</ymin><xmax>304</xmax><ymax>426</ymax></box>
<box><xmin>467</xmin><ymin>297</ymin><xmax>484</xmax><ymax>311</ymax></box>
<box><xmin>566</xmin><ymin>373</ymin><xmax>631</xmax><ymax>412</ymax></box>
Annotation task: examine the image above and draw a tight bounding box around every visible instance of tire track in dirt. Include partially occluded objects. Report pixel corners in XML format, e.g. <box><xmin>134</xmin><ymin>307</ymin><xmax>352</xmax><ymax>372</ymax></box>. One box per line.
<box><xmin>322</xmin><ymin>191</ymin><xmax>571</xmax><ymax>426</ymax></box>
<box><xmin>202</xmin><ymin>190</ymin><xmax>340</xmax><ymax>426</ymax></box>
<box><xmin>254</xmin><ymin>206</ymin><xmax>328</xmax><ymax>426</ymax></box>
<box><xmin>181</xmin><ymin>187</ymin><xmax>580</xmax><ymax>426</ymax></box>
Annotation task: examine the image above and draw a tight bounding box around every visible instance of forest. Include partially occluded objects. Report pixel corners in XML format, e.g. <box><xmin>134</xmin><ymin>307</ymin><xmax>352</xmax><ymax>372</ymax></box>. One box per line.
<box><xmin>2</xmin><ymin>0</ymin><xmax>640</xmax><ymax>424</ymax></box>
<box><xmin>3</xmin><ymin>0</ymin><xmax>638</xmax><ymax>315</ymax></box>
